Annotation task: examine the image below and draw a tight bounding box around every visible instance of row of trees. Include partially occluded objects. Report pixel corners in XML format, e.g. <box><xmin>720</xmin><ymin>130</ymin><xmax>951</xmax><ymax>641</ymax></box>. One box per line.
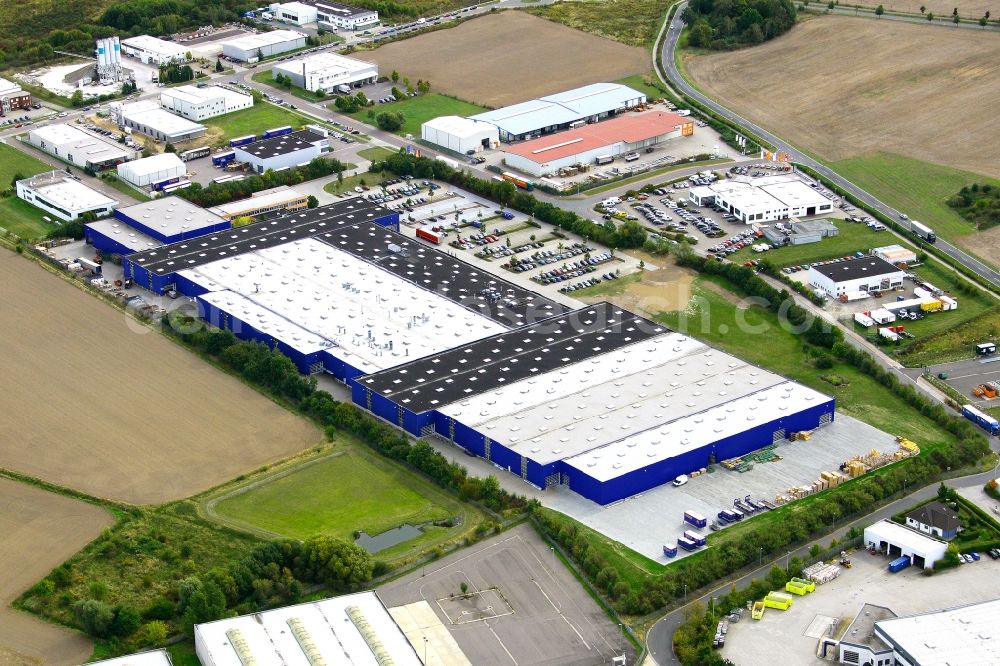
<box><xmin>684</xmin><ymin>0</ymin><xmax>797</xmax><ymax>48</ymax></box>
<box><xmin>177</xmin><ymin>157</ymin><xmax>346</xmax><ymax>207</ymax></box>
<box><xmin>371</xmin><ymin>150</ymin><xmax>672</xmax><ymax>254</ymax></box>
<box><xmin>166</xmin><ymin>315</ymin><xmax>534</xmax><ymax>515</ymax></box>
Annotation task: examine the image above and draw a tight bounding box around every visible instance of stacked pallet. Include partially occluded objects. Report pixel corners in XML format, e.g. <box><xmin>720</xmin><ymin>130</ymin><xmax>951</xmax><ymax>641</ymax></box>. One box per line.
<box><xmin>802</xmin><ymin>561</ymin><xmax>841</xmax><ymax>585</ymax></box>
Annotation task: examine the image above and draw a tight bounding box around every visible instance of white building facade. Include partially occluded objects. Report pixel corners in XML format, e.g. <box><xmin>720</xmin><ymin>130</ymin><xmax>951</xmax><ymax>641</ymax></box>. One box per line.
<box><xmin>117</xmin><ymin>153</ymin><xmax>186</xmax><ymax>187</ymax></box>
<box><xmin>234</xmin><ymin>129</ymin><xmax>329</xmax><ymax>173</ymax></box>
<box><xmin>689</xmin><ymin>175</ymin><xmax>834</xmax><ymax>223</ymax></box>
<box><xmin>115</xmin><ymin>100</ymin><xmax>207</xmax><ymax>143</ymax></box>
<box><xmin>272</xmin><ymin>52</ymin><xmax>377</xmax><ymax>93</ymax></box>
<box><xmin>16</xmin><ymin>171</ymin><xmax>118</xmax><ymax>222</ymax></box>
<box><xmin>808</xmin><ymin>256</ymin><xmax>906</xmax><ymax>297</ymax></box>
<box><xmin>27</xmin><ymin>124</ymin><xmax>137</xmax><ymax>170</ymax></box>
<box><xmin>160</xmin><ymin>85</ymin><xmax>253</xmax><ymax>121</ymax></box>
<box><xmin>221</xmin><ymin>30</ymin><xmax>306</xmax><ymax>62</ymax></box>
<box><xmin>315</xmin><ymin>1</ymin><xmax>379</xmax><ymax>31</ymax></box>
<box><xmin>121</xmin><ymin>35</ymin><xmax>189</xmax><ymax>65</ymax></box>
<box><xmin>268</xmin><ymin>1</ymin><xmax>318</xmax><ymax>24</ymax></box>
<box><xmin>862</xmin><ymin>519</ymin><xmax>948</xmax><ymax>569</ymax></box>
<box><xmin>421</xmin><ymin>116</ymin><xmax>499</xmax><ymax>154</ymax></box>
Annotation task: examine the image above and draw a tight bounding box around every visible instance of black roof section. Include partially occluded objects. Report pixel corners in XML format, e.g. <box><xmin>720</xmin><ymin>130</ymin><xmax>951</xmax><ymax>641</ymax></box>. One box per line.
<box><xmin>313</xmin><ymin>223</ymin><xmax>567</xmax><ymax>327</ymax></box>
<box><xmin>356</xmin><ymin>302</ymin><xmax>669</xmax><ymax>413</ymax></box>
<box><xmin>904</xmin><ymin>500</ymin><xmax>961</xmax><ymax>532</ymax></box>
<box><xmin>811</xmin><ymin>255</ymin><xmax>902</xmax><ymax>282</ymax></box>
<box><xmin>126</xmin><ymin>198</ymin><xmax>394</xmax><ymax>275</ymax></box>
<box><xmin>236</xmin><ymin>129</ymin><xmax>325</xmax><ymax>159</ymax></box>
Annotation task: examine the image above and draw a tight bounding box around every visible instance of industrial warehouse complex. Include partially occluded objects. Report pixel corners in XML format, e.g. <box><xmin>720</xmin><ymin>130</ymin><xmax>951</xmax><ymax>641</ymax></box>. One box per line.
<box><xmin>27</xmin><ymin>124</ymin><xmax>138</xmax><ymax>170</ymax></box>
<box><xmin>271</xmin><ymin>52</ymin><xmax>378</xmax><ymax>94</ymax></box>
<box><xmin>688</xmin><ymin>173</ymin><xmax>835</xmax><ymax>223</ymax></box>
<box><xmin>16</xmin><ymin>171</ymin><xmax>117</xmax><ymax>222</ymax></box>
<box><xmin>113</xmin><ymin>99</ymin><xmax>207</xmax><ymax>143</ymax></box>
<box><xmin>502</xmin><ymin>111</ymin><xmax>695</xmax><ymax>176</ymax></box>
<box><xmin>120</xmin><ymin>35</ymin><xmax>189</xmax><ymax>65</ymax></box>
<box><xmin>221</xmin><ymin>29</ymin><xmax>307</xmax><ymax>62</ymax></box>
<box><xmin>96</xmin><ymin>195</ymin><xmax>835</xmax><ymax>505</ymax></box>
<box><xmin>233</xmin><ymin>128</ymin><xmax>330</xmax><ymax>173</ymax></box>
<box><xmin>160</xmin><ymin>85</ymin><xmax>253</xmax><ymax>121</ymax></box>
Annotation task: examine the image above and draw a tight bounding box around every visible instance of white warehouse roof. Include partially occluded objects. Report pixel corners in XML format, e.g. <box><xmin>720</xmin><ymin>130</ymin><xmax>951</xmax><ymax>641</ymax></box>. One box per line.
<box><xmin>118</xmin><ymin>153</ymin><xmax>185</xmax><ymax>179</ymax></box>
<box><xmin>422</xmin><ymin>115</ymin><xmax>499</xmax><ymax>140</ymax></box>
<box><xmin>117</xmin><ymin>196</ymin><xmax>227</xmax><ymax>236</ymax></box>
<box><xmin>19</xmin><ymin>171</ymin><xmax>118</xmax><ymax>212</ymax></box>
<box><xmin>470</xmin><ymin>83</ymin><xmax>645</xmax><ymax>137</ymax></box>
<box><xmin>875</xmin><ymin>598</ymin><xmax>1000</xmax><ymax>666</ymax></box>
<box><xmin>223</xmin><ymin>29</ymin><xmax>306</xmax><ymax>51</ymax></box>
<box><xmin>273</xmin><ymin>51</ymin><xmax>374</xmax><ymax>79</ymax></box>
<box><xmin>194</xmin><ymin>592</ymin><xmax>421</xmax><ymax>666</ymax></box>
<box><xmin>29</xmin><ymin>124</ymin><xmax>131</xmax><ymax>160</ymax></box>
<box><xmin>180</xmin><ymin>237</ymin><xmax>507</xmax><ymax>373</ymax></box>
<box><xmin>864</xmin><ymin>520</ymin><xmax>949</xmax><ymax>555</ymax></box>
<box><xmin>120</xmin><ymin>103</ymin><xmax>206</xmax><ymax>137</ymax></box>
<box><xmin>83</xmin><ymin>649</ymin><xmax>173</xmax><ymax>666</ymax></box>
<box><xmin>161</xmin><ymin>84</ymin><xmax>251</xmax><ymax>107</ymax></box>
<box><xmin>85</xmin><ymin>219</ymin><xmax>163</xmax><ymax>253</ymax></box>
<box><xmin>121</xmin><ymin>35</ymin><xmax>188</xmax><ymax>59</ymax></box>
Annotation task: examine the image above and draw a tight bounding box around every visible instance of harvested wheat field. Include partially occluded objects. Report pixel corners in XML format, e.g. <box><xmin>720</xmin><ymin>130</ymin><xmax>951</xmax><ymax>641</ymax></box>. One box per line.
<box><xmin>0</xmin><ymin>252</ymin><xmax>321</xmax><ymax>504</ymax></box>
<box><xmin>686</xmin><ymin>16</ymin><xmax>1000</xmax><ymax>178</ymax></box>
<box><xmin>0</xmin><ymin>477</ymin><xmax>112</xmax><ymax>665</ymax></box>
<box><xmin>363</xmin><ymin>12</ymin><xmax>649</xmax><ymax>108</ymax></box>
<box><xmin>852</xmin><ymin>0</ymin><xmax>994</xmax><ymax>16</ymax></box>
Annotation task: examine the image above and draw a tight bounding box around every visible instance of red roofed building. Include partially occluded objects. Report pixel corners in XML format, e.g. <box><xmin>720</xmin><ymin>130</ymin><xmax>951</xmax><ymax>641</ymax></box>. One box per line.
<box><xmin>502</xmin><ymin>111</ymin><xmax>694</xmax><ymax>176</ymax></box>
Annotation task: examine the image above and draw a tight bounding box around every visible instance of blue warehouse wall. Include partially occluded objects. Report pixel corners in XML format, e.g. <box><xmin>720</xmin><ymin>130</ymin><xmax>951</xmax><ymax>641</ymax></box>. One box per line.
<box><xmin>85</xmin><ymin>226</ymin><xmax>139</xmax><ymax>257</ymax></box>
<box><xmin>373</xmin><ymin>212</ymin><xmax>400</xmax><ymax>232</ymax></box>
<box><xmin>174</xmin><ymin>272</ymin><xmax>210</xmax><ymax>297</ymax></box>
<box><xmin>115</xmin><ymin>209</ymin><xmax>230</xmax><ymax>244</ymax></box>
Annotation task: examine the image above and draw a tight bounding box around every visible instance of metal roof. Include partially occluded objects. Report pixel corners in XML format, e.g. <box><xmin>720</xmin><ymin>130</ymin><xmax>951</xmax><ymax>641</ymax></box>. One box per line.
<box><xmin>273</xmin><ymin>52</ymin><xmax>375</xmax><ymax>78</ymax></box>
<box><xmin>357</xmin><ymin>302</ymin><xmax>663</xmax><ymax>412</ymax></box>
<box><xmin>875</xmin><ymin>598</ymin><xmax>1000</xmax><ymax>666</ymax></box>
<box><xmin>85</xmin><ymin>219</ymin><xmax>163</xmax><ymax>253</ymax></box>
<box><xmin>470</xmin><ymin>83</ymin><xmax>645</xmax><ymax>136</ymax></box>
<box><xmin>236</xmin><ymin>129</ymin><xmax>325</xmax><ymax>159</ymax></box>
<box><xmin>810</xmin><ymin>256</ymin><xmax>904</xmax><ymax>283</ymax></box>
<box><xmin>121</xmin><ymin>34</ymin><xmax>188</xmax><ymax>58</ymax></box>
<box><xmin>422</xmin><ymin>115</ymin><xmax>499</xmax><ymax>140</ymax></box>
<box><xmin>120</xmin><ymin>106</ymin><xmax>206</xmax><ymax>137</ymax></box>
<box><xmin>84</xmin><ymin>649</ymin><xmax>173</xmax><ymax>666</ymax></box>
<box><xmin>185</xmin><ymin>237</ymin><xmax>507</xmax><ymax>371</ymax></box>
<box><xmin>117</xmin><ymin>196</ymin><xmax>226</xmax><ymax>235</ymax></box>
<box><xmin>194</xmin><ymin>591</ymin><xmax>421</xmax><ymax>666</ymax></box>
<box><xmin>29</xmin><ymin>124</ymin><xmax>131</xmax><ymax>161</ymax></box>
<box><xmin>18</xmin><ymin>171</ymin><xmax>117</xmax><ymax>212</ymax></box>
<box><xmin>221</xmin><ymin>29</ymin><xmax>306</xmax><ymax>51</ymax></box>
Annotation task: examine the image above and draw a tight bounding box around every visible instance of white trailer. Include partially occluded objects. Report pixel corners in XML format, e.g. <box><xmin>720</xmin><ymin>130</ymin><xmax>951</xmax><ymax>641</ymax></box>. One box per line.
<box><xmin>854</xmin><ymin>312</ymin><xmax>875</xmax><ymax>327</ymax></box>
<box><xmin>879</xmin><ymin>327</ymin><xmax>900</xmax><ymax>342</ymax></box>
<box><xmin>869</xmin><ymin>308</ymin><xmax>896</xmax><ymax>324</ymax></box>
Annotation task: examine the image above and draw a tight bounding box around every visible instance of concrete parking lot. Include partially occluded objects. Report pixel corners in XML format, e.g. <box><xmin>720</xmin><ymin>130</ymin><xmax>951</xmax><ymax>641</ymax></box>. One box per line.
<box><xmin>378</xmin><ymin>522</ymin><xmax>636</xmax><ymax>666</ymax></box>
<box><xmin>719</xmin><ymin>543</ymin><xmax>1000</xmax><ymax>665</ymax></box>
<box><xmin>923</xmin><ymin>356</ymin><xmax>1000</xmax><ymax>406</ymax></box>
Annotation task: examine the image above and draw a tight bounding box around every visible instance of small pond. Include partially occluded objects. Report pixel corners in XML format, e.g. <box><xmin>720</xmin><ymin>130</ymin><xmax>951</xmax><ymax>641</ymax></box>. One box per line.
<box><xmin>354</xmin><ymin>524</ymin><xmax>422</xmax><ymax>553</ymax></box>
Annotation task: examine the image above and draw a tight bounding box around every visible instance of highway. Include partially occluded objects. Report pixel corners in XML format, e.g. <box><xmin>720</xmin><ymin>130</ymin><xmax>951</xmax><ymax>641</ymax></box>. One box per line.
<box><xmin>658</xmin><ymin>3</ymin><xmax>1000</xmax><ymax>289</ymax></box>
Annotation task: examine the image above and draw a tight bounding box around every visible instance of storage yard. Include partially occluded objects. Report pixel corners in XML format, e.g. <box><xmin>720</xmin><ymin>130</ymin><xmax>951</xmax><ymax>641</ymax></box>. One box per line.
<box><xmin>0</xmin><ymin>251</ymin><xmax>321</xmax><ymax>504</ymax></box>
<box><xmin>720</xmin><ymin>542</ymin><xmax>1000</xmax><ymax>665</ymax></box>
<box><xmin>0</xmin><ymin>477</ymin><xmax>113</xmax><ymax>666</ymax></box>
<box><xmin>361</xmin><ymin>12</ymin><xmax>650</xmax><ymax>108</ymax></box>
<box><xmin>685</xmin><ymin>16</ymin><xmax>1000</xmax><ymax>179</ymax></box>
<box><xmin>378</xmin><ymin>523</ymin><xmax>637</xmax><ymax>666</ymax></box>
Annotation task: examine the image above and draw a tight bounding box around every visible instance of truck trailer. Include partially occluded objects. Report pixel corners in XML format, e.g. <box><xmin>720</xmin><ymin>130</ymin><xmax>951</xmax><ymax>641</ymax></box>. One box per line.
<box><xmin>683</xmin><ymin>530</ymin><xmax>706</xmax><ymax>547</ymax></box>
<box><xmin>962</xmin><ymin>404</ymin><xmax>1000</xmax><ymax>435</ymax></box>
<box><xmin>677</xmin><ymin>536</ymin><xmax>699</xmax><ymax>551</ymax></box>
<box><xmin>683</xmin><ymin>511</ymin><xmax>707</xmax><ymax>528</ymax></box>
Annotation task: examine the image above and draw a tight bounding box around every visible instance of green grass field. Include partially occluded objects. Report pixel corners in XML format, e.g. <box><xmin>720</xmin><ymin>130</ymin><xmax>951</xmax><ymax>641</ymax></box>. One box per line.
<box><xmin>215</xmin><ymin>451</ymin><xmax>455</xmax><ymax>541</ymax></box>
<box><xmin>323</xmin><ymin>171</ymin><xmax>389</xmax><ymax>195</ymax></box>
<box><xmin>726</xmin><ymin>219</ymin><xmax>918</xmax><ymax>267</ymax></box>
<box><xmin>205</xmin><ymin>104</ymin><xmax>310</xmax><ymax>144</ymax></box>
<box><xmin>346</xmin><ymin>93</ymin><xmax>487</xmax><ymax>137</ymax></box>
<box><xmin>251</xmin><ymin>71</ymin><xmax>328</xmax><ymax>103</ymax></box>
<box><xmin>831</xmin><ymin>152</ymin><xmax>1000</xmax><ymax>241</ymax></box>
<box><xmin>615</xmin><ymin>74</ymin><xmax>671</xmax><ymax>101</ymax></box>
<box><xmin>0</xmin><ymin>143</ymin><xmax>50</xmax><ymax>187</ymax></box>
<box><xmin>528</xmin><ymin>0</ymin><xmax>674</xmax><ymax>46</ymax></box>
<box><xmin>899</xmin><ymin>308</ymin><xmax>1000</xmax><ymax>367</ymax></box>
<box><xmin>658</xmin><ymin>277</ymin><xmax>952</xmax><ymax>446</ymax></box>
<box><xmin>0</xmin><ymin>196</ymin><xmax>60</xmax><ymax>239</ymax></box>
<box><xmin>99</xmin><ymin>174</ymin><xmax>151</xmax><ymax>202</ymax></box>
<box><xmin>357</xmin><ymin>146</ymin><xmax>398</xmax><ymax>163</ymax></box>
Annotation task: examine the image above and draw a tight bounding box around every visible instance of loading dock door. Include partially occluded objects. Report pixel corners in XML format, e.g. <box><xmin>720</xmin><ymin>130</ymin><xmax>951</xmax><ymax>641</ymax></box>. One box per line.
<box><xmin>807</xmin><ymin>206</ymin><xmax>816</xmax><ymax>216</ymax></box>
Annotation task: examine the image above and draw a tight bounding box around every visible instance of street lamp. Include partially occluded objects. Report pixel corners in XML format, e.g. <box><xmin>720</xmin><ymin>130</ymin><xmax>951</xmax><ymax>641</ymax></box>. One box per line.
<box><xmin>423</xmin><ymin>636</ymin><xmax>428</xmax><ymax>665</ymax></box>
<box><xmin>759</xmin><ymin>546</ymin><xmax>763</xmax><ymax>566</ymax></box>
<box><xmin>683</xmin><ymin>583</ymin><xmax>688</xmax><ymax>603</ymax></box>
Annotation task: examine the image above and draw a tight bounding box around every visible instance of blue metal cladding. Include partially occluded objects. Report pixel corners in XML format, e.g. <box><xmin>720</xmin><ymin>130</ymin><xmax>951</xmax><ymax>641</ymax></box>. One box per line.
<box><xmin>173</xmin><ymin>272</ymin><xmax>210</xmax><ymax>297</ymax></box>
<box><xmin>114</xmin><ymin>208</ymin><xmax>231</xmax><ymax>245</ymax></box>
<box><xmin>373</xmin><ymin>212</ymin><xmax>401</xmax><ymax>232</ymax></box>
<box><xmin>564</xmin><ymin>399</ymin><xmax>837</xmax><ymax>505</ymax></box>
<box><xmin>125</xmin><ymin>261</ymin><xmax>173</xmax><ymax>294</ymax></box>
<box><xmin>85</xmin><ymin>225</ymin><xmax>140</xmax><ymax>257</ymax></box>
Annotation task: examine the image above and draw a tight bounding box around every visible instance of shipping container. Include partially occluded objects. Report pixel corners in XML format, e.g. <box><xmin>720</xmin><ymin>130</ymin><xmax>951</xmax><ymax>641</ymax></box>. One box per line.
<box><xmin>229</xmin><ymin>134</ymin><xmax>256</xmax><ymax>148</ymax></box>
<box><xmin>662</xmin><ymin>544</ymin><xmax>677</xmax><ymax>558</ymax></box>
<box><xmin>962</xmin><ymin>404</ymin><xmax>1000</xmax><ymax>435</ymax></box>
<box><xmin>683</xmin><ymin>530</ymin><xmax>706</xmax><ymax>546</ymax></box>
<box><xmin>683</xmin><ymin>511</ymin><xmax>707</xmax><ymax>528</ymax></box>
<box><xmin>888</xmin><ymin>555</ymin><xmax>911</xmax><ymax>573</ymax></box>
<box><xmin>677</xmin><ymin>536</ymin><xmax>699</xmax><ymax>551</ymax></box>
<box><xmin>212</xmin><ymin>150</ymin><xmax>237</xmax><ymax>167</ymax></box>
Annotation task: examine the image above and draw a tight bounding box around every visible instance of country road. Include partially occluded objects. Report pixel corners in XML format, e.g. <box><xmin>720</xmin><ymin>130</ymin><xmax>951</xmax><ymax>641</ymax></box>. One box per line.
<box><xmin>658</xmin><ymin>3</ymin><xmax>1000</xmax><ymax>289</ymax></box>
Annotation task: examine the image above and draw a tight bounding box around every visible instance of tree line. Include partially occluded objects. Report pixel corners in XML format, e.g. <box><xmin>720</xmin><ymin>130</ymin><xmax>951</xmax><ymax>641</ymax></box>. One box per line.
<box><xmin>371</xmin><ymin>150</ymin><xmax>672</xmax><ymax>254</ymax></box>
<box><xmin>948</xmin><ymin>183</ymin><xmax>1000</xmax><ymax>231</ymax></box>
<box><xmin>683</xmin><ymin>0</ymin><xmax>797</xmax><ymax>49</ymax></box>
<box><xmin>177</xmin><ymin>157</ymin><xmax>346</xmax><ymax>207</ymax></box>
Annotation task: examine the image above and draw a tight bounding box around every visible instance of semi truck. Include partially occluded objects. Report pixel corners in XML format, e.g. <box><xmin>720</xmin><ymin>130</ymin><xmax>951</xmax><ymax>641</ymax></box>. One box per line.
<box><xmin>212</xmin><ymin>150</ymin><xmax>237</xmax><ymax>167</ymax></box>
<box><xmin>888</xmin><ymin>555</ymin><xmax>911</xmax><ymax>573</ymax></box>
<box><xmin>683</xmin><ymin>511</ymin><xmax>707</xmax><ymax>528</ymax></box>
<box><xmin>595</xmin><ymin>155</ymin><xmax>613</xmax><ymax>165</ymax></box>
<box><xmin>962</xmin><ymin>404</ymin><xmax>1000</xmax><ymax>435</ymax></box>
<box><xmin>910</xmin><ymin>220</ymin><xmax>936</xmax><ymax>243</ymax></box>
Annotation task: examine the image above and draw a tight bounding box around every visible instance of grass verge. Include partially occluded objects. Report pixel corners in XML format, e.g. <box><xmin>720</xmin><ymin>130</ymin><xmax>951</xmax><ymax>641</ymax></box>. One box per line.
<box><xmin>346</xmin><ymin>93</ymin><xmax>487</xmax><ymax>138</ymax></box>
<box><xmin>357</xmin><ymin>146</ymin><xmax>399</xmax><ymax>163</ymax></box>
<box><xmin>205</xmin><ymin>104</ymin><xmax>311</xmax><ymax>144</ymax></box>
<box><xmin>0</xmin><ymin>196</ymin><xmax>60</xmax><ymax>239</ymax></box>
<box><xmin>899</xmin><ymin>308</ymin><xmax>1000</xmax><ymax>367</ymax></box>
<box><xmin>323</xmin><ymin>171</ymin><xmax>389</xmax><ymax>195</ymax></box>
<box><xmin>251</xmin><ymin>70</ymin><xmax>327</xmax><ymax>103</ymax></box>
<box><xmin>99</xmin><ymin>174</ymin><xmax>151</xmax><ymax>202</ymax></box>
<box><xmin>0</xmin><ymin>142</ymin><xmax>51</xmax><ymax>185</ymax></box>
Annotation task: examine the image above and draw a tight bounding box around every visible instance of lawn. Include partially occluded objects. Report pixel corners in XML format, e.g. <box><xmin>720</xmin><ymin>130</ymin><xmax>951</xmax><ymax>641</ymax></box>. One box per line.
<box><xmin>323</xmin><ymin>171</ymin><xmax>389</xmax><ymax>195</ymax></box>
<box><xmin>898</xmin><ymin>308</ymin><xmax>1000</xmax><ymax>367</ymax></box>
<box><xmin>98</xmin><ymin>174</ymin><xmax>151</xmax><ymax>202</ymax></box>
<box><xmin>205</xmin><ymin>104</ymin><xmax>310</xmax><ymax>144</ymax></box>
<box><xmin>0</xmin><ymin>142</ymin><xmax>51</xmax><ymax>186</ymax></box>
<box><xmin>0</xmin><ymin>196</ymin><xmax>60</xmax><ymax>240</ymax></box>
<box><xmin>657</xmin><ymin>277</ymin><xmax>953</xmax><ymax>446</ymax></box>
<box><xmin>886</xmin><ymin>261</ymin><xmax>997</xmax><ymax>342</ymax></box>
<box><xmin>831</xmin><ymin>152</ymin><xmax>1000</xmax><ymax>241</ymax></box>
<box><xmin>357</xmin><ymin>146</ymin><xmax>399</xmax><ymax>163</ymax></box>
<box><xmin>345</xmin><ymin>93</ymin><xmax>487</xmax><ymax>137</ymax></box>
<box><xmin>616</xmin><ymin>73</ymin><xmax>672</xmax><ymax>102</ymax></box>
<box><xmin>251</xmin><ymin>70</ymin><xmax>327</xmax><ymax>103</ymax></box>
<box><xmin>726</xmin><ymin>219</ymin><xmax>919</xmax><ymax>267</ymax></box>
<box><xmin>572</xmin><ymin>271</ymin><xmax>641</xmax><ymax>298</ymax></box>
<box><xmin>528</xmin><ymin>0</ymin><xmax>674</xmax><ymax>47</ymax></box>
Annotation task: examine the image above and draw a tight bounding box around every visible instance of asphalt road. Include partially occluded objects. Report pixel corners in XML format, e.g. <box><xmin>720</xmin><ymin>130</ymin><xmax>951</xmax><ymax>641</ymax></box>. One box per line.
<box><xmin>659</xmin><ymin>3</ymin><xmax>1000</xmax><ymax>289</ymax></box>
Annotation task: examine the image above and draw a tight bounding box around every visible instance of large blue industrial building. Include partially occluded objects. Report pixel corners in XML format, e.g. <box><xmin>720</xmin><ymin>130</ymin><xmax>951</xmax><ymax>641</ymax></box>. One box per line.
<box><xmin>85</xmin><ymin>196</ymin><xmax>230</xmax><ymax>256</ymax></box>
<box><xmin>116</xmin><ymin>195</ymin><xmax>835</xmax><ymax>505</ymax></box>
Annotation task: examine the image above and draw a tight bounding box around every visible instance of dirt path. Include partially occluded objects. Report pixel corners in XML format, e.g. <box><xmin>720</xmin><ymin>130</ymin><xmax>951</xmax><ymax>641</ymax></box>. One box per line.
<box><xmin>0</xmin><ymin>477</ymin><xmax>113</xmax><ymax>665</ymax></box>
<box><xmin>0</xmin><ymin>251</ymin><xmax>321</xmax><ymax>504</ymax></box>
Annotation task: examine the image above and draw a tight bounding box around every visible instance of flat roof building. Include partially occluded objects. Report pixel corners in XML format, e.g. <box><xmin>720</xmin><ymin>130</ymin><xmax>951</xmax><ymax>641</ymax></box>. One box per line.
<box><xmin>863</xmin><ymin>519</ymin><xmax>948</xmax><ymax>569</ymax></box>
<box><xmin>874</xmin><ymin>598</ymin><xmax>1000</xmax><ymax>666</ymax></box>
<box><xmin>688</xmin><ymin>174</ymin><xmax>834</xmax><ymax>223</ymax></box>
<box><xmin>314</xmin><ymin>1</ymin><xmax>379</xmax><ymax>31</ymax></box>
<box><xmin>873</xmin><ymin>244</ymin><xmax>919</xmax><ymax>266</ymax></box>
<box><xmin>121</xmin><ymin>35</ymin><xmax>189</xmax><ymax>65</ymax></box>
<box><xmin>27</xmin><ymin>124</ymin><xmax>136</xmax><ymax>171</ymax></box>
<box><xmin>272</xmin><ymin>52</ymin><xmax>377</xmax><ymax>94</ymax></box>
<box><xmin>808</xmin><ymin>256</ymin><xmax>906</xmax><ymax>296</ymax></box>
<box><xmin>16</xmin><ymin>170</ymin><xmax>118</xmax><ymax>222</ymax></box>
<box><xmin>268</xmin><ymin>0</ymin><xmax>318</xmax><ymax>25</ymax></box>
<box><xmin>503</xmin><ymin>111</ymin><xmax>694</xmax><ymax>176</ymax></box>
<box><xmin>221</xmin><ymin>29</ymin><xmax>306</xmax><ymax>62</ymax></box>
<box><xmin>195</xmin><ymin>592</ymin><xmax>421</xmax><ymax>666</ymax></box>
<box><xmin>84</xmin><ymin>648</ymin><xmax>173</xmax><ymax>666</ymax></box>
<box><xmin>837</xmin><ymin>603</ymin><xmax>898</xmax><ymax>666</ymax></box>
<box><xmin>207</xmin><ymin>185</ymin><xmax>309</xmax><ymax>220</ymax></box>
<box><xmin>470</xmin><ymin>83</ymin><xmax>647</xmax><ymax>143</ymax></box>
<box><xmin>0</xmin><ymin>76</ymin><xmax>31</xmax><ymax>115</ymax></box>
<box><xmin>114</xmin><ymin>196</ymin><xmax>230</xmax><ymax>243</ymax></box>
<box><xmin>85</xmin><ymin>218</ymin><xmax>163</xmax><ymax>256</ymax></box>
<box><xmin>116</xmin><ymin>100</ymin><xmax>207</xmax><ymax>143</ymax></box>
<box><xmin>117</xmin><ymin>152</ymin><xmax>186</xmax><ymax>187</ymax></box>
<box><xmin>421</xmin><ymin>116</ymin><xmax>500</xmax><ymax>155</ymax></box>
<box><xmin>234</xmin><ymin>128</ymin><xmax>329</xmax><ymax>174</ymax></box>
<box><xmin>160</xmin><ymin>85</ymin><xmax>253</xmax><ymax>121</ymax></box>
